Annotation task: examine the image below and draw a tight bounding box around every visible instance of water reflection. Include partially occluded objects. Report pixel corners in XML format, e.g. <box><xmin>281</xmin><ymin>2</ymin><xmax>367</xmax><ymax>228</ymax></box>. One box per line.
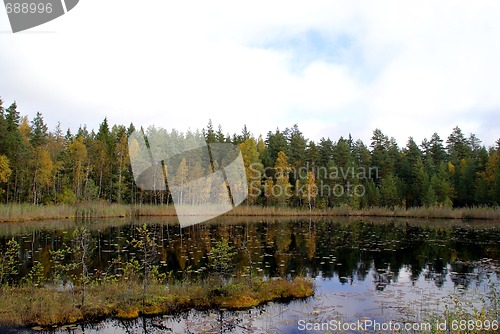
<box><xmin>1</xmin><ymin>217</ymin><xmax>499</xmax><ymax>333</ymax></box>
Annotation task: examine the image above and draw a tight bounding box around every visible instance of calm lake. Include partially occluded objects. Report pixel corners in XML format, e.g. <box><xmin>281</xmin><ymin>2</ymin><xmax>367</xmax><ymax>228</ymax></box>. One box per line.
<box><xmin>1</xmin><ymin>216</ymin><xmax>499</xmax><ymax>333</ymax></box>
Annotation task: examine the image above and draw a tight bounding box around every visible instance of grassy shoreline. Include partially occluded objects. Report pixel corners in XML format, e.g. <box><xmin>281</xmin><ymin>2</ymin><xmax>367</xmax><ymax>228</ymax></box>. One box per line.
<box><xmin>0</xmin><ymin>277</ymin><xmax>314</xmax><ymax>328</ymax></box>
<box><xmin>1</xmin><ymin>203</ymin><xmax>500</xmax><ymax>223</ymax></box>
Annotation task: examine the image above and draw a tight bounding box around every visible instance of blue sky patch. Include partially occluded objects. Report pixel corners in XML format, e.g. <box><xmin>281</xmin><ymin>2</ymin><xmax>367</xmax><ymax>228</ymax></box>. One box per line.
<box><xmin>259</xmin><ymin>29</ymin><xmax>354</xmax><ymax>73</ymax></box>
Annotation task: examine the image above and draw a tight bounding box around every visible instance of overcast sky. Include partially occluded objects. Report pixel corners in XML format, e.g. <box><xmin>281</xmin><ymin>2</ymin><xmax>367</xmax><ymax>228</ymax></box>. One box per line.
<box><xmin>1</xmin><ymin>0</ymin><xmax>499</xmax><ymax>147</ymax></box>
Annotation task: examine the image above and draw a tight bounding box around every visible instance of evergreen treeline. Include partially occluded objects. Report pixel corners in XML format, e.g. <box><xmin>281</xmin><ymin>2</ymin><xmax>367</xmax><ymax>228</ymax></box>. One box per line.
<box><xmin>0</xmin><ymin>97</ymin><xmax>499</xmax><ymax>208</ymax></box>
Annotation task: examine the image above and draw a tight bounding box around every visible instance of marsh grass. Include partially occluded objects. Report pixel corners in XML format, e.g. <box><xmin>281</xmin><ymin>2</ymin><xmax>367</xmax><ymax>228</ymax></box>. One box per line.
<box><xmin>0</xmin><ymin>276</ymin><xmax>313</xmax><ymax>328</ymax></box>
<box><xmin>418</xmin><ymin>281</ymin><xmax>500</xmax><ymax>334</ymax></box>
<box><xmin>1</xmin><ymin>203</ymin><xmax>499</xmax><ymax>223</ymax></box>
<box><xmin>0</xmin><ymin>203</ymin><xmax>131</xmax><ymax>222</ymax></box>
<box><xmin>0</xmin><ymin>203</ymin><xmax>175</xmax><ymax>222</ymax></box>
<box><xmin>0</xmin><ymin>203</ymin><xmax>74</xmax><ymax>222</ymax></box>
<box><xmin>226</xmin><ymin>205</ymin><xmax>500</xmax><ymax>220</ymax></box>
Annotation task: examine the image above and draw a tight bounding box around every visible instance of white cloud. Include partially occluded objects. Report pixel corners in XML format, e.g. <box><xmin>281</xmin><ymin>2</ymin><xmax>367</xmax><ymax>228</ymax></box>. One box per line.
<box><xmin>0</xmin><ymin>0</ymin><xmax>499</xmax><ymax>147</ymax></box>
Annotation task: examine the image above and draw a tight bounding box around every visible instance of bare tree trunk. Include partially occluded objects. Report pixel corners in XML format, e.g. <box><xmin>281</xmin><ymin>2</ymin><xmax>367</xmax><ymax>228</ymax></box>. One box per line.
<box><xmin>99</xmin><ymin>170</ymin><xmax>103</xmax><ymax>199</ymax></box>
<box><xmin>33</xmin><ymin>171</ymin><xmax>37</xmax><ymax>205</ymax></box>
<box><xmin>117</xmin><ymin>160</ymin><xmax>122</xmax><ymax>203</ymax></box>
<box><xmin>14</xmin><ymin>172</ymin><xmax>18</xmax><ymax>204</ymax></box>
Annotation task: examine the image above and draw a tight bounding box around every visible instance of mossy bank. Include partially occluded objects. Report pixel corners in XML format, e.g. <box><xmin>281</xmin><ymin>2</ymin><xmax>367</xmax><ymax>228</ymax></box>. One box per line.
<box><xmin>0</xmin><ymin>277</ymin><xmax>314</xmax><ymax>329</ymax></box>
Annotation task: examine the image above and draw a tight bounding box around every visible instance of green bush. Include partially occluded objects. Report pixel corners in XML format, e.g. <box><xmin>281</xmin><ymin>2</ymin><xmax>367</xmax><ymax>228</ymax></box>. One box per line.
<box><xmin>57</xmin><ymin>188</ymin><xmax>77</xmax><ymax>205</ymax></box>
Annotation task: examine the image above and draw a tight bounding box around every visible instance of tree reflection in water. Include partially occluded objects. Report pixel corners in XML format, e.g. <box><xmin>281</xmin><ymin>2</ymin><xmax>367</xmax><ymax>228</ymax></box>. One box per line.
<box><xmin>0</xmin><ymin>217</ymin><xmax>499</xmax><ymax>333</ymax></box>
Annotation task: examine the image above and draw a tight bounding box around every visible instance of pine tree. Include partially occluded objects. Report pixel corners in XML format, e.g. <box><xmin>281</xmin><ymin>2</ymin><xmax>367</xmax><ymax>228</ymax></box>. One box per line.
<box><xmin>352</xmin><ymin>139</ymin><xmax>371</xmax><ymax>171</ymax></box>
<box><xmin>380</xmin><ymin>174</ymin><xmax>400</xmax><ymax>208</ymax></box>
<box><xmin>0</xmin><ymin>96</ymin><xmax>499</xmax><ymax>209</ymax></box>
<box><xmin>398</xmin><ymin>138</ymin><xmax>421</xmax><ymax>207</ymax></box>
<box><xmin>287</xmin><ymin>124</ymin><xmax>307</xmax><ymax>172</ymax></box>
<box><xmin>265</xmin><ymin>129</ymin><xmax>288</xmax><ymax>166</ymax></box>
<box><xmin>447</xmin><ymin>126</ymin><xmax>470</xmax><ymax>164</ymax></box>
<box><xmin>370</xmin><ymin>129</ymin><xmax>390</xmax><ymax>181</ymax></box>
<box><xmin>433</xmin><ymin>161</ymin><xmax>455</xmax><ymax>206</ymax></box>
<box><xmin>318</xmin><ymin>137</ymin><xmax>334</xmax><ymax>167</ymax></box>
<box><xmin>306</xmin><ymin>142</ymin><xmax>320</xmax><ymax>168</ymax></box>
<box><xmin>412</xmin><ymin>157</ymin><xmax>429</xmax><ymax>207</ymax></box>
<box><xmin>30</xmin><ymin>112</ymin><xmax>48</xmax><ymax>147</ymax></box>
<box><xmin>114</xmin><ymin>127</ymin><xmax>129</xmax><ymax>203</ymax></box>
<box><xmin>3</xmin><ymin>103</ymin><xmax>23</xmax><ymax>162</ymax></box>
<box><xmin>429</xmin><ymin>133</ymin><xmax>447</xmax><ymax>166</ymax></box>
<box><xmin>216</xmin><ymin>124</ymin><xmax>226</xmax><ymax>143</ymax></box>
<box><xmin>95</xmin><ymin>118</ymin><xmax>114</xmax><ymax>200</ymax></box>
<box><xmin>241</xmin><ymin>125</ymin><xmax>251</xmax><ymax>142</ymax></box>
<box><xmin>362</xmin><ymin>178</ymin><xmax>380</xmax><ymax>208</ymax></box>
<box><xmin>204</xmin><ymin>119</ymin><xmax>216</xmax><ymax>144</ymax></box>
<box><xmin>423</xmin><ymin>185</ymin><xmax>437</xmax><ymax>207</ymax></box>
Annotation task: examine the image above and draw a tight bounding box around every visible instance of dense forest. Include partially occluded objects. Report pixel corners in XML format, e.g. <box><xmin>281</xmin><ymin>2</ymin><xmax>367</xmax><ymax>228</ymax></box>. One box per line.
<box><xmin>0</xmin><ymin>97</ymin><xmax>499</xmax><ymax>208</ymax></box>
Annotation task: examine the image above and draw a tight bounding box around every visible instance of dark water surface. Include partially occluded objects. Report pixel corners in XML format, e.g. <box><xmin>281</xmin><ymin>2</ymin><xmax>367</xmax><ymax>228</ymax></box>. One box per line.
<box><xmin>1</xmin><ymin>216</ymin><xmax>499</xmax><ymax>333</ymax></box>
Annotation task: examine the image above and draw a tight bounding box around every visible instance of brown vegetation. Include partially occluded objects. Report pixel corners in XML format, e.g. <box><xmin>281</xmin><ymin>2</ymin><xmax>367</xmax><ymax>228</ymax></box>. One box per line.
<box><xmin>1</xmin><ymin>203</ymin><xmax>500</xmax><ymax>223</ymax></box>
<box><xmin>0</xmin><ymin>277</ymin><xmax>313</xmax><ymax>328</ymax></box>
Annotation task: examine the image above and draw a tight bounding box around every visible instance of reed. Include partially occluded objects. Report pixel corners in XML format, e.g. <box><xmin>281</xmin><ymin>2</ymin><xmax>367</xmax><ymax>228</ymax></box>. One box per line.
<box><xmin>1</xmin><ymin>203</ymin><xmax>500</xmax><ymax>223</ymax></box>
<box><xmin>225</xmin><ymin>205</ymin><xmax>500</xmax><ymax>220</ymax></box>
<box><xmin>0</xmin><ymin>203</ymin><xmax>74</xmax><ymax>222</ymax></box>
